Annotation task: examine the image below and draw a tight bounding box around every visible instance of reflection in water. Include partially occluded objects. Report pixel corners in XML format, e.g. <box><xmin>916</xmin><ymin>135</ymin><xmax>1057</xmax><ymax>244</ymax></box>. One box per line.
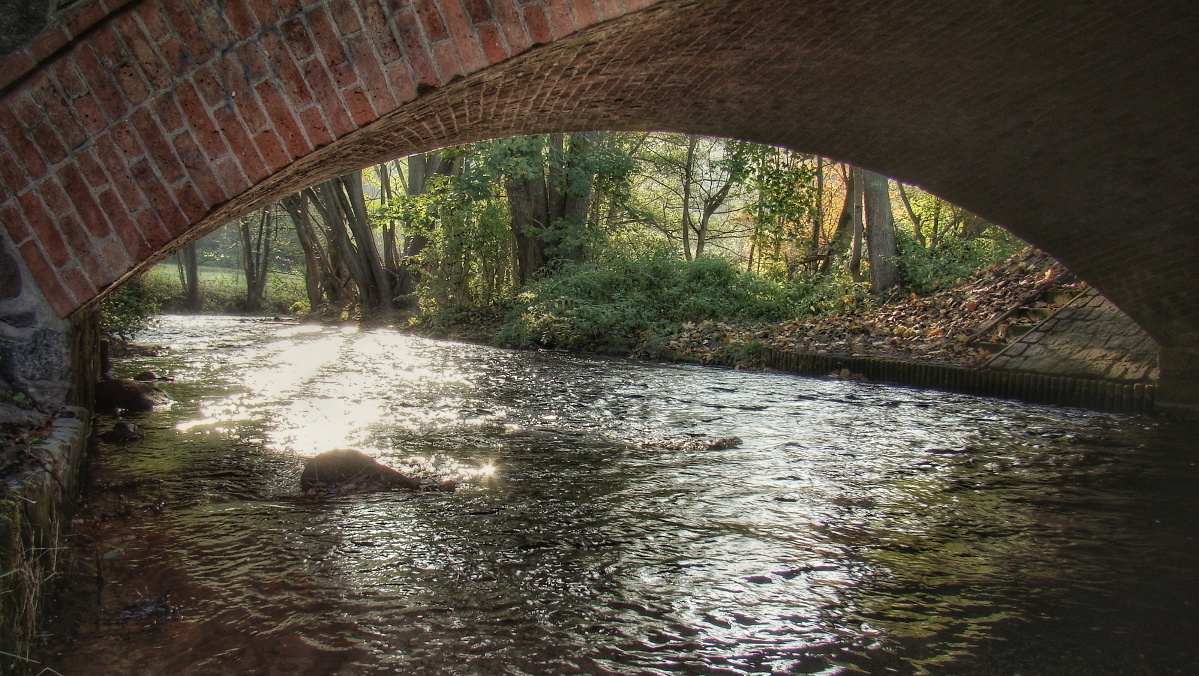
<box><xmin>41</xmin><ymin>316</ymin><xmax>1199</xmax><ymax>675</ymax></box>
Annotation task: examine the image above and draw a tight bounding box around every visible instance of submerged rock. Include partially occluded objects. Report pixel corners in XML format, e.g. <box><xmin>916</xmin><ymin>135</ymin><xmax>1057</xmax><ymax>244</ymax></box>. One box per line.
<box><xmin>299</xmin><ymin>449</ymin><xmax>454</xmax><ymax>497</ymax></box>
<box><xmin>133</xmin><ymin>371</ymin><xmax>173</xmax><ymax>382</ymax></box>
<box><xmin>95</xmin><ymin>378</ymin><xmax>171</xmax><ymax>413</ymax></box>
<box><xmin>99</xmin><ymin>421</ymin><xmax>145</xmax><ymax>443</ymax></box>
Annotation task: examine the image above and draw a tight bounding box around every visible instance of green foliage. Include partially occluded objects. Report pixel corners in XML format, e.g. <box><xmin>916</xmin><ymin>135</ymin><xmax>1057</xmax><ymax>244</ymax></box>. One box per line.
<box><xmin>138</xmin><ymin>264</ymin><xmax>306</xmax><ymax>315</ymax></box>
<box><xmin>99</xmin><ymin>276</ymin><xmax>160</xmax><ymax>341</ymax></box>
<box><xmin>894</xmin><ymin>228</ymin><xmax>1023</xmax><ymax>294</ymax></box>
<box><xmin>497</xmin><ymin>245</ymin><xmax>819</xmax><ymax>349</ymax></box>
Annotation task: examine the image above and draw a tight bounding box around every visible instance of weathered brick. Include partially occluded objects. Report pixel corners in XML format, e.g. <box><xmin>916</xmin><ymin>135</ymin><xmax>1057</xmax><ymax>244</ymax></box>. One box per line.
<box><xmin>302</xmin><ymin>58</ymin><xmax>356</xmax><ymax>137</ymax></box>
<box><xmin>152</xmin><ymin>93</ymin><xmax>185</xmax><ymax>133</ymax></box>
<box><xmin>253</xmin><ymin>80</ymin><xmax>312</xmax><ymax>158</ymax></box>
<box><xmin>0</xmin><ymin>107</ymin><xmax>46</xmax><ymax>178</ymax></box>
<box><xmin>223</xmin><ymin>0</ymin><xmax>261</xmax><ymax>39</ymax></box>
<box><xmin>543</xmin><ymin>0</ymin><xmax>577</xmax><ymax>38</ymax></box>
<box><xmin>114</xmin><ymin>13</ymin><xmax>172</xmax><ymax>89</ymax></box>
<box><xmin>354</xmin><ymin>0</ymin><xmax>402</xmax><ymax>63</ymax></box>
<box><xmin>57</xmin><ymin>164</ymin><xmax>112</xmax><ymax>239</ymax></box>
<box><xmin>130</xmin><ymin>158</ymin><xmax>188</xmax><ymax>236</ymax></box>
<box><xmin>394</xmin><ymin>11</ymin><xmax>440</xmax><ymax>87</ymax></box>
<box><xmin>50</xmin><ymin>59</ymin><xmax>87</xmax><ymax>99</ymax></box>
<box><xmin>60</xmin><ymin>264</ymin><xmax>97</xmax><ymax>304</ymax></box>
<box><xmin>135</xmin><ymin>208</ymin><xmax>171</xmax><ymax>249</ymax></box>
<box><xmin>74</xmin><ymin>48</ymin><xmax>129</xmax><ymax>120</ymax></box>
<box><xmin>134</xmin><ymin>1</ymin><xmax>172</xmax><ymax>41</ymax></box>
<box><xmin>0</xmin><ymin>152</ymin><xmax>29</xmax><ymax>193</ymax></box>
<box><xmin>97</xmin><ymin>189</ymin><xmax>151</xmax><ymax>260</ymax></box>
<box><xmin>0</xmin><ymin>51</ymin><xmax>33</xmax><ymax>91</ymax></box>
<box><xmin>415</xmin><ymin>0</ymin><xmax>450</xmax><ymax>42</ymax></box>
<box><xmin>298</xmin><ymin>107</ymin><xmax>334</xmax><ymax>148</ymax></box>
<box><xmin>28</xmin><ymin>25</ymin><xmax>69</xmax><ymax>62</ymax></box>
<box><xmin>17</xmin><ymin>240</ymin><xmax>74</xmax><ymax>316</ymax></box>
<box><xmin>246</xmin><ymin>0</ymin><xmax>281</xmax><ymax>27</ymax></box>
<box><xmin>342</xmin><ymin>85</ymin><xmax>375</xmax><ymax>126</ymax></box>
<box><xmin>569</xmin><ymin>0</ymin><xmax>599</xmax><ymax>27</ymax></box>
<box><xmin>253</xmin><ymin>129</ymin><xmax>290</xmax><ymax>172</ymax></box>
<box><xmin>593</xmin><ymin>0</ymin><xmax>622</xmax><ymax>21</ymax></box>
<box><xmin>212</xmin><ymin>106</ymin><xmax>269</xmax><ymax>183</ymax></box>
<box><xmin>17</xmin><ymin>193</ymin><xmax>69</xmax><ymax>267</ymax></box>
<box><xmin>432</xmin><ymin>40</ymin><xmax>463</xmax><ymax>81</ymax></box>
<box><xmin>439</xmin><ymin>0</ymin><xmax>488</xmax><ymax>72</ymax></box>
<box><xmin>213</xmin><ymin>155</ymin><xmax>252</xmax><ymax>197</ymax></box>
<box><xmin>330</xmin><ymin>0</ymin><xmax>363</xmax><ymax>33</ymax></box>
<box><xmin>172</xmin><ymin>130</ymin><xmax>228</xmax><ymax>205</ymax></box>
<box><xmin>66</xmin><ymin>1</ymin><xmax>107</xmax><ymax>37</ymax></box>
<box><xmin>462</xmin><ymin>0</ymin><xmax>492</xmax><ymax>23</ymax></box>
<box><xmin>281</xmin><ymin>16</ymin><xmax>317</xmax><ymax>60</ymax></box>
<box><xmin>475</xmin><ymin>23</ymin><xmax>508</xmax><ymax>64</ymax></box>
<box><xmin>56</xmin><ymin>213</ymin><xmax>113</xmax><ymax>289</ymax></box>
<box><xmin>346</xmin><ymin>33</ymin><xmax>397</xmax><ymax>113</ymax></box>
<box><xmin>522</xmin><ymin>5</ymin><xmax>552</xmax><ymax>44</ymax></box>
<box><xmin>308</xmin><ymin>7</ymin><xmax>359</xmax><ymax>88</ymax></box>
<box><xmin>129</xmin><ymin>107</ymin><xmax>186</xmax><ymax>184</ymax></box>
<box><xmin>173</xmin><ymin>181</ymin><xmax>208</xmax><ymax>223</ymax></box>
<box><xmin>70</xmin><ymin>93</ymin><xmax>108</xmax><ymax>135</ymax></box>
<box><xmin>74</xmin><ymin>151</ymin><xmax>109</xmax><ymax>189</ymax></box>
<box><xmin>161</xmin><ymin>1</ymin><xmax>214</xmax><ymax>64</ymax></box>
<box><xmin>91</xmin><ymin>136</ymin><xmax>147</xmax><ymax>211</ymax></box>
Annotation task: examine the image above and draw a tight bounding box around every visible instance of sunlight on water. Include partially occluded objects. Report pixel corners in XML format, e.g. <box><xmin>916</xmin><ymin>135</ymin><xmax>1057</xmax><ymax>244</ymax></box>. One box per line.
<box><xmin>44</xmin><ymin>315</ymin><xmax>1199</xmax><ymax>676</ymax></box>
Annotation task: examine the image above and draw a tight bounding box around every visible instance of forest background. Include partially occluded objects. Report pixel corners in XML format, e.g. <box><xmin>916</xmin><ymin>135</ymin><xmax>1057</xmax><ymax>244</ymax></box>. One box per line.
<box><xmin>102</xmin><ymin>132</ymin><xmax>1023</xmax><ymax>353</ymax></box>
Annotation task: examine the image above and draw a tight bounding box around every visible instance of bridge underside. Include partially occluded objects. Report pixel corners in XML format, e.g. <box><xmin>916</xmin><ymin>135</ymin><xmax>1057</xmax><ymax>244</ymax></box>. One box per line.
<box><xmin>1</xmin><ymin>0</ymin><xmax>1197</xmax><ymax>408</ymax></box>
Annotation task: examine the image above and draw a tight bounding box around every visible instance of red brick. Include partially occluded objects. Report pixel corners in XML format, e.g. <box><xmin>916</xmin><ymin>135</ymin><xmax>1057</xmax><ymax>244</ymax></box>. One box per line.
<box><xmin>431</xmin><ymin>40</ymin><xmax>463</xmax><ymax>81</ymax></box>
<box><xmin>415</xmin><ymin>0</ymin><xmax>450</xmax><ymax>41</ymax></box>
<box><xmin>161</xmin><ymin>2</ymin><xmax>214</xmax><ymax>64</ymax></box>
<box><xmin>545</xmin><ymin>0</ymin><xmax>577</xmax><ymax>38</ymax></box>
<box><xmin>153</xmin><ymin>93</ymin><xmax>185</xmax><ymax>133</ymax></box>
<box><xmin>172</xmin><ymin>130</ymin><xmax>228</xmax><ymax>204</ymax></box>
<box><xmin>491</xmin><ymin>0</ymin><xmax>531</xmax><ymax>53</ymax></box>
<box><xmin>253</xmin><ymin>129</ymin><xmax>290</xmax><ymax>172</ymax></box>
<box><xmin>346</xmin><ymin>33</ymin><xmax>397</xmax><ymax>113</ymax></box>
<box><xmin>60</xmin><ymin>265</ymin><xmax>97</xmax><ymax>305</ymax></box>
<box><xmin>330</xmin><ymin>0</ymin><xmax>363</xmax><ymax>33</ymax></box>
<box><xmin>0</xmin><ymin>51</ymin><xmax>34</xmax><ymax>90</ymax></box>
<box><xmin>103</xmin><ymin>0</ymin><xmax>139</xmax><ymax>13</ymax></box>
<box><xmin>3</xmin><ymin>203</ymin><xmax>32</xmax><ymax>245</ymax></box>
<box><xmin>28</xmin><ymin>25</ymin><xmax>69</xmax><ymax>62</ymax></box>
<box><xmin>31</xmin><ymin>76</ymin><xmax>87</xmax><ymax>150</ymax></box>
<box><xmin>110</xmin><ymin>120</ymin><xmax>146</xmax><ymax>160</ymax></box>
<box><xmin>97</xmin><ymin>189</ymin><xmax>151</xmax><ymax>261</ymax></box>
<box><xmin>9</xmin><ymin>91</ymin><xmax>41</xmax><ymax>128</ymax></box>
<box><xmin>0</xmin><ymin>107</ymin><xmax>47</xmax><ymax>178</ymax></box>
<box><xmin>17</xmin><ymin>193</ymin><xmax>69</xmax><ymax>267</ymax></box>
<box><xmin>475</xmin><ymin>23</ymin><xmax>508</xmax><ymax>64</ymax></box>
<box><xmin>92</xmin><ymin>136</ymin><xmax>147</xmax><ymax>211</ymax></box>
<box><xmin>158</xmin><ymin>37</ymin><xmax>192</xmax><ymax>77</ymax></box>
<box><xmin>57</xmin><ymin>164</ymin><xmax>112</xmax><ymax>239</ymax></box>
<box><xmin>213</xmin><ymin>156</ymin><xmax>252</xmax><ymax>197</ymax></box>
<box><xmin>75</xmin><ymin>151</ymin><xmax>110</xmax><ymax>189</ymax></box>
<box><xmin>225</xmin><ymin>0</ymin><xmax>260</xmax><ymax>39</ymax></box>
<box><xmin>342</xmin><ymin>85</ymin><xmax>375</xmax><ymax>126</ymax></box>
<box><xmin>192</xmin><ymin>66</ymin><xmax>225</xmax><ymax>107</ymax></box>
<box><xmin>50</xmin><ymin>59</ymin><xmax>87</xmax><ymax>99</ymax></box>
<box><xmin>394</xmin><ymin>11</ymin><xmax>440</xmax><ymax>87</ymax></box>
<box><xmin>129</xmin><ymin>107</ymin><xmax>186</xmax><ymax>184</ymax></box>
<box><xmin>568</xmin><ymin>0</ymin><xmax>598</xmax><ymax>27</ymax></box>
<box><xmin>56</xmin><ymin>212</ymin><xmax>113</xmax><ymax>289</ymax></box>
<box><xmin>134</xmin><ymin>2</ymin><xmax>171</xmax><ymax>41</ymax></box>
<box><xmin>462</xmin><ymin>0</ymin><xmax>492</xmax><ymax>22</ymax></box>
<box><xmin>98</xmin><ymin>238</ymin><xmax>132</xmax><ymax>279</ymax></box>
<box><xmin>281</xmin><ymin>17</ymin><xmax>317</xmax><ymax>59</ymax></box>
<box><xmin>0</xmin><ymin>152</ymin><xmax>29</xmax><ymax>193</ymax></box>
<box><xmin>386</xmin><ymin>61</ymin><xmax>417</xmax><ymax>104</ymax></box>
<box><xmin>214</xmin><ymin>54</ymin><xmax>269</xmax><ymax>133</ymax></box>
<box><xmin>17</xmin><ymin>240</ymin><xmax>74</xmax><ymax>316</ymax></box>
<box><xmin>440</xmin><ymin>0</ymin><xmax>488</xmax><ymax>72</ymax></box>
<box><xmin>302</xmin><ymin>59</ymin><xmax>356</xmax><ymax>137</ymax></box>
<box><xmin>70</xmin><ymin>94</ymin><xmax>108</xmax><ymax>135</ymax></box>
<box><xmin>66</xmin><ymin>1</ymin><xmax>107</xmax><ymax>37</ymax></box>
<box><xmin>212</xmin><ymin>106</ymin><xmax>269</xmax><ymax>183</ymax></box>
<box><xmin>91</xmin><ymin>26</ymin><xmax>127</xmax><ymax>69</ymax></box>
<box><xmin>262</xmin><ymin>30</ymin><xmax>318</xmax><ymax>109</ymax></box>
<box><xmin>253</xmin><ymin>80</ymin><xmax>312</xmax><ymax>158</ymax></box>
<box><xmin>309</xmin><ymin>8</ymin><xmax>358</xmax><ymax>88</ymax></box>
<box><xmin>111</xmin><ymin>62</ymin><xmax>150</xmax><ymax>105</ymax></box>
<box><xmin>522</xmin><ymin>5</ymin><xmax>552</xmax><ymax>44</ymax></box>
<box><xmin>30</xmin><ymin>123</ymin><xmax>69</xmax><ymax>165</ymax></box>
<box><xmin>235</xmin><ymin>41</ymin><xmax>272</xmax><ymax>85</ymax></box>
<box><xmin>39</xmin><ymin>178</ymin><xmax>72</xmax><ymax>217</ymax></box>
<box><xmin>74</xmin><ymin>48</ymin><xmax>129</xmax><ymax>120</ymax></box>
<box><xmin>593</xmin><ymin>0</ymin><xmax>622</xmax><ymax>21</ymax></box>
<box><xmin>276</xmin><ymin>0</ymin><xmax>302</xmax><ymax>14</ymax></box>
<box><xmin>298</xmin><ymin>107</ymin><xmax>333</xmax><ymax>148</ymax></box>
<box><xmin>247</xmin><ymin>0</ymin><xmax>280</xmax><ymax>26</ymax></box>
<box><xmin>135</xmin><ymin>208</ymin><xmax>171</xmax><ymax>250</ymax></box>
<box><xmin>114</xmin><ymin>14</ymin><xmax>173</xmax><ymax>89</ymax></box>
<box><xmin>173</xmin><ymin>181</ymin><xmax>208</xmax><ymax>223</ymax></box>
<box><xmin>198</xmin><ymin>9</ymin><xmax>237</xmax><ymax>53</ymax></box>
<box><xmin>354</xmin><ymin>0</ymin><xmax>402</xmax><ymax>62</ymax></box>
<box><xmin>130</xmin><ymin>159</ymin><xmax>188</xmax><ymax>236</ymax></box>
<box><xmin>176</xmin><ymin>81</ymin><xmax>229</xmax><ymax>161</ymax></box>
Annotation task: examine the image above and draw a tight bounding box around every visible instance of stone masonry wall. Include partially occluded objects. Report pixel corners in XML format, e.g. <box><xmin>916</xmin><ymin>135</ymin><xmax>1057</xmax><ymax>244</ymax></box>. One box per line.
<box><xmin>987</xmin><ymin>289</ymin><xmax>1159</xmax><ymax>383</ymax></box>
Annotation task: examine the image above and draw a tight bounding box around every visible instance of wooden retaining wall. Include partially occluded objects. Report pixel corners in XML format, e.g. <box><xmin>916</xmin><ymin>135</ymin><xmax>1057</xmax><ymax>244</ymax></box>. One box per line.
<box><xmin>756</xmin><ymin>349</ymin><xmax>1155</xmax><ymax>414</ymax></box>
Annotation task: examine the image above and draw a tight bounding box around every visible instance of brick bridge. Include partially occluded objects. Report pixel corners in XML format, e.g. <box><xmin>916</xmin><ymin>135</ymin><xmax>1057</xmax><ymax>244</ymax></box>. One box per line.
<box><xmin>0</xmin><ymin>0</ymin><xmax>1196</xmax><ymax>408</ymax></box>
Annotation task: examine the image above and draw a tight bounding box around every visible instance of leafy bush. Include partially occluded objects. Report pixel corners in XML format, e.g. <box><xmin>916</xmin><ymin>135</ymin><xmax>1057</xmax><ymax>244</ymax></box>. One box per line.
<box><xmin>895</xmin><ymin>229</ymin><xmax>1023</xmax><ymax>295</ymax></box>
<box><xmin>100</xmin><ymin>276</ymin><xmax>160</xmax><ymax>341</ymax></box>
<box><xmin>497</xmin><ymin>246</ymin><xmax>817</xmax><ymax>349</ymax></box>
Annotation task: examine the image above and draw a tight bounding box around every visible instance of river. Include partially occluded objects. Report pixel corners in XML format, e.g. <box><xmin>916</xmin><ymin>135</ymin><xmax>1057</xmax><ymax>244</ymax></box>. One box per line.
<box><xmin>37</xmin><ymin>315</ymin><xmax>1199</xmax><ymax>675</ymax></box>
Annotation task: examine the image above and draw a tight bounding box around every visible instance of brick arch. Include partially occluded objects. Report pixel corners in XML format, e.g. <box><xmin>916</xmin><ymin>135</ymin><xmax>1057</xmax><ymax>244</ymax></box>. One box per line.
<box><xmin>2</xmin><ymin>0</ymin><xmax>1198</xmax><ymax>374</ymax></box>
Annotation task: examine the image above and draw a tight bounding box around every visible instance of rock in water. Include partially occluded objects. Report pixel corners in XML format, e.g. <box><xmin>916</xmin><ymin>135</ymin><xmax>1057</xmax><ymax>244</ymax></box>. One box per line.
<box><xmin>99</xmin><ymin>421</ymin><xmax>145</xmax><ymax>443</ymax></box>
<box><xmin>95</xmin><ymin>378</ymin><xmax>171</xmax><ymax>413</ymax></box>
<box><xmin>300</xmin><ymin>449</ymin><xmax>423</xmax><ymax>493</ymax></box>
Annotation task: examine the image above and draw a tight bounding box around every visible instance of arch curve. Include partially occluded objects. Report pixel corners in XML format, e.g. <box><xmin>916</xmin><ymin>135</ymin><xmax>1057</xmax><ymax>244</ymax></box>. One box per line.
<box><xmin>1</xmin><ymin>0</ymin><xmax>1198</xmax><ymax>371</ymax></box>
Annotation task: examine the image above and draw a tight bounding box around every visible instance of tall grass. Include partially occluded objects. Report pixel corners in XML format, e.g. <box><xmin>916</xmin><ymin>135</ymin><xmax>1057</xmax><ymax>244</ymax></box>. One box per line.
<box><xmin>141</xmin><ymin>264</ymin><xmax>307</xmax><ymax>315</ymax></box>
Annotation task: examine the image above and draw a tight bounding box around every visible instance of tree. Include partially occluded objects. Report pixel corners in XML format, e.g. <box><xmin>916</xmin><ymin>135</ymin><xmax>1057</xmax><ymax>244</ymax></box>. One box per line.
<box><xmin>862</xmin><ymin>169</ymin><xmax>900</xmax><ymax>294</ymax></box>
<box><xmin>239</xmin><ymin>205</ymin><xmax>275</xmax><ymax>313</ymax></box>
<box><xmin>176</xmin><ymin>241</ymin><xmax>200</xmax><ymax>311</ymax></box>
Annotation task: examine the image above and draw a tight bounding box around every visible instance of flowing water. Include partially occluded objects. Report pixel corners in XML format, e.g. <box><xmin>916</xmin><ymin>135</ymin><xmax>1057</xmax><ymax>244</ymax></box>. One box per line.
<box><xmin>38</xmin><ymin>315</ymin><xmax>1199</xmax><ymax>675</ymax></box>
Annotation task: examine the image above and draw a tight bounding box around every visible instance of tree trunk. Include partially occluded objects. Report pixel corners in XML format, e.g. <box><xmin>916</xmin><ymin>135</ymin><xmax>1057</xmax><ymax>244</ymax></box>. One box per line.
<box><xmin>811</xmin><ymin>156</ymin><xmax>824</xmax><ymax>268</ymax></box>
<box><xmin>897</xmin><ymin>182</ymin><xmax>926</xmax><ymax>247</ymax></box>
<box><xmin>819</xmin><ymin>166</ymin><xmax>855</xmax><ymax>278</ymax></box>
<box><xmin>281</xmin><ymin>193</ymin><xmax>328</xmax><ymax>312</ymax></box>
<box><xmin>681</xmin><ymin>134</ymin><xmax>697</xmax><ymax>261</ymax></box>
<box><xmin>178</xmin><ymin>242</ymin><xmax>200</xmax><ymax>311</ymax></box>
<box><xmin>339</xmin><ymin>171</ymin><xmax>393</xmax><ymax>312</ymax></box>
<box><xmin>395</xmin><ymin>152</ymin><xmax>445</xmax><ymax>303</ymax></box>
<box><xmin>506</xmin><ymin>171</ymin><xmax>550</xmax><ymax>285</ymax></box>
<box><xmin>848</xmin><ymin>166</ymin><xmax>865</xmax><ymax>283</ymax></box>
<box><xmin>862</xmin><ymin>169</ymin><xmax>901</xmax><ymax>294</ymax></box>
<box><xmin>240</xmin><ymin>206</ymin><xmax>273</xmax><ymax>314</ymax></box>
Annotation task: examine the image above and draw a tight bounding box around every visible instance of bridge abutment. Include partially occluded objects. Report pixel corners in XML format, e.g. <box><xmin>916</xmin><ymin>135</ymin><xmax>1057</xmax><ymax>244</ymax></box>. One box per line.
<box><xmin>1157</xmin><ymin>348</ymin><xmax>1199</xmax><ymax>415</ymax></box>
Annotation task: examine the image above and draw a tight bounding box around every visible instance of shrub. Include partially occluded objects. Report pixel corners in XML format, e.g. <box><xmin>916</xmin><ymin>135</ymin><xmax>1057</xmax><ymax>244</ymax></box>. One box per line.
<box><xmin>100</xmin><ymin>276</ymin><xmax>160</xmax><ymax>341</ymax></box>
<box><xmin>895</xmin><ymin>229</ymin><xmax>1023</xmax><ymax>295</ymax></box>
